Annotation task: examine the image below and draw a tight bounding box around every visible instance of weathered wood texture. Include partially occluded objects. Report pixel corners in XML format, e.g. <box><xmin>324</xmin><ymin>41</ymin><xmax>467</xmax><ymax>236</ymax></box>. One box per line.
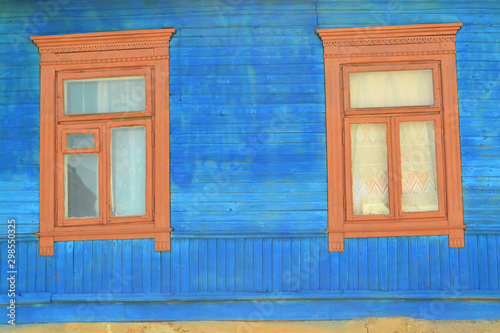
<box><xmin>0</xmin><ymin>0</ymin><xmax>499</xmax><ymax>321</ymax></box>
<box><xmin>1</xmin><ymin>235</ymin><xmax>499</xmax><ymax>295</ymax></box>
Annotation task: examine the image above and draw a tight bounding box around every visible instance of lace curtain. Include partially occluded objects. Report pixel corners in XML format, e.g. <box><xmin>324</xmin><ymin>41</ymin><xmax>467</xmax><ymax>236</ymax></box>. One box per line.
<box><xmin>400</xmin><ymin>121</ymin><xmax>439</xmax><ymax>212</ymax></box>
<box><xmin>351</xmin><ymin>123</ymin><xmax>390</xmax><ymax>215</ymax></box>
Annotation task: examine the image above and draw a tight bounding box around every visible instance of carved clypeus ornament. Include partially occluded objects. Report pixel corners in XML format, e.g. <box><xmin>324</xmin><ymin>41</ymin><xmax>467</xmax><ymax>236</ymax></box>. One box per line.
<box><xmin>38</xmin><ymin>41</ymin><xmax>170</xmax><ymax>54</ymax></box>
<box><xmin>323</xmin><ymin>36</ymin><xmax>456</xmax><ymax>47</ymax></box>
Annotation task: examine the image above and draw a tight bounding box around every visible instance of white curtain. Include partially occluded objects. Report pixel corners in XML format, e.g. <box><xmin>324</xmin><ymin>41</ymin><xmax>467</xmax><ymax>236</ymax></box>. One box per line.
<box><xmin>65</xmin><ymin>76</ymin><xmax>145</xmax><ymax>114</ymax></box>
<box><xmin>110</xmin><ymin>126</ymin><xmax>146</xmax><ymax>216</ymax></box>
<box><xmin>350</xmin><ymin>70</ymin><xmax>434</xmax><ymax>108</ymax></box>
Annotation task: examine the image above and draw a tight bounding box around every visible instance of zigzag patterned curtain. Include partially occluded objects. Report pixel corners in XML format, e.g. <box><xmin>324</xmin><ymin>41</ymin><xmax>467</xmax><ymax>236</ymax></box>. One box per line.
<box><xmin>351</xmin><ymin>123</ymin><xmax>390</xmax><ymax>215</ymax></box>
<box><xmin>400</xmin><ymin>121</ymin><xmax>439</xmax><ymax>212</ymax></box>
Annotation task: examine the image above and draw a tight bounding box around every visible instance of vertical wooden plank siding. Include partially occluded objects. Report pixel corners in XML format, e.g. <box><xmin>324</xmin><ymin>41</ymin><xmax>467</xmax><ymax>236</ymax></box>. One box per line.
<box><xmin>161</xmin><ymin>243</ymin><xmax>171</xmax><ymax>293</ymax></box>
<box><xmin>439</xmin><ymin>236</ymin><xmax>451</xmax><ymax>290</ymax></box>
<box><xmin>225</xmin><ymin>239</ymin><xmax>235</xmax><ymax>292</ymax></box>
<box><xmin>151</xmin><ymin>244</ymin><xmax>161</xmax><ymax>293</ymax></box>
<box><xmin>291</xmin><ymin>238</ymin><xmax>301</xmax><ymax>292</ymax></box>
<box><xmin>112</xmin><ymin>240</ymin><xmax>122</xmax><ymax>293</ymax></box>
<box><xmin>93</xmin><ymin>240</ymin><xmax>103</xmax><ymax>293</ymax></box>
<box><xmin>244</xmin><ymin>238</ymin><xmax>253</xmax><ymax>292</ymax></box>
<box><xmin>281</xmin><ymin>238</ymin><xmax>291</xmax><ymax>292</ymax></box>
<box><xmin>142</xmin><ymin>240</ymin><xmax>152</xmax><ymax>293</ymax></box>
<box><xmin>348</xmin><ymin>238</ymin><xmax>358</xmax><ymax>290</ymax></box>
<box><xmin>272</xmin><ymin>238</ymin><xmax>282</xmax><ymax>292</ymax></box>
<box><xmin>468</xmin><ymin>236</ymin><xmax>480</xmax><ymax>290</ymax></box>
<box><xmin>216</xmin><ymin>239</ymin><xmax>225</xmax><ymax>292</ymax></box>
<box><xmin>122</xmin><ymin>240</ymin><xmax>132</xmax><ymax>293</ymax></box>
<box><xmin>206</xmin><ymin>239</ymin><xmax>216</xmax><ymax>292</ymax></box>
<box><xmin>319</xmin><ymin>238</ymin><xmax>330</xmax><ymax>290</ymax></box>
<box><xmin>253</xmin><ymin>238</ymin><xmax>263</xmax><ymax>292</ymax></box>
<box><xmin>55</xmin><ymin>242</ymin><xmax>65</xmax><ymax>294</ymax></box>
<box><xmin>387</xmin><ymin>237</ymin><xmax>398</xmax><ymax>291</ymax></box>
<box><xmin>478</xmin><ymin>235</ymin><xmax>489</xmax><ymax>290</ymax></box>
<box><xmin>358</xmin><ymin>238</ymin><xmax>368</xmax><ymax>290</ymax></box>
<box><xmin>367</xmin><ymin>238</ymin><xmax>378</xmax><ymax>290</ymax></box>
<box><xmin>189</xmin><ymin>239</ymin><xmax>198</xmax><ymax>292</ymax></box>
<box><xmin>235</xmin><ymin>238</ymin><xmax>245</xmax><ymax>291</ymax></box>
<box><xmin>409</xmin><ymin>237</ymin><xmax>419</xmax><ymax>290</ymax></box>
<box><xmin>83</xmin><ymin>241</ymin><xmax>93</xmax><ymax>293</ymax></box>
<box><xmin>430</xmin><ymin>236</ymin><xmax>440</xmax><ymax>290</ymax></box>
<box><xmin>179</xmin><ymin>239</ymin><xmax>190</xmax><ymax>293</ymax></box>
<box><xmin>488</xmin><ymin>236</ymin><xmax>499</xmax><ymax>290</ymax></box>
<box><xmin>17</xmin><ymin>242</ymin><xmax>27</xmax><ymax>294</ymax></box>
<box><xmin>378</xmin><ymin>238</ymin><xmax>388</xmax><ymax>291</ymax></box>
<box><xmin>102</xmin><ymin>240</ymin><xmax>112</xmax><ymax>293</ymax></box>
<box><xmin>170</xmin><ymin>240</ymin><xmax>180</xmax><ymax>293</ymax></box>
<box><xmin>397</xmin><ymin>237</ymin><xmax>409</xmax><ymax>290</ymax></box>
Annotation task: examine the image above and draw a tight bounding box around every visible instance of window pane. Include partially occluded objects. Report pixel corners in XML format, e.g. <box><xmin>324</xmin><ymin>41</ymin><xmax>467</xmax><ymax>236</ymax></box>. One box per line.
<box><xmin>67</xmin><ymin>133</ymin><xmax>94</xmax><ymax>149</ymax></box>
<box><xmin>350</xmin><ymin>70</ymin><xmax>434</xmax><ymax>108</ymax></box>
<box><xmin>65</xmin><ymin>76</ymin><xmax>146</xmax><ymax>114</ymax></box>
<box><xmin>64</xmin><ymin>154</ymin><xmax>99</xmax><ymax>218</ymax></box>
<box><xmin>351</xmin><ymin>123</ymin><xmax>389</xmax><ymax>215</ymax></box>
<box><xmin>400</xmin><ymin>121</ymin><xmax>439</xmax><ymax>212</ymax></box>
<box><xmin>111</xmin><ymin>126</ymin><xmax>146</xmax><ymax>216</ymax></box>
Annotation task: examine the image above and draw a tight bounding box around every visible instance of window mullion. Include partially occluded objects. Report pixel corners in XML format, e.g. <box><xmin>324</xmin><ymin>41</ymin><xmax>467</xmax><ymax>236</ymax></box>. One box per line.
<box><xmin>389</xmin><ymin>116</ymin><xmax>402</xmax><ymax>220</ymax></box>
<box><xmin>101</xmin><ymin>121</ymin><xmax>109</xmax><ymax>225</ymax></box>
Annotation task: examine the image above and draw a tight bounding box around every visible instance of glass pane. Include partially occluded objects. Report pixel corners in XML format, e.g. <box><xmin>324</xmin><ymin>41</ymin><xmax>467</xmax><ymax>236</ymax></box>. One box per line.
<box><xmin>64</xmin><ymin>76</ymin><xmax>146</xmax><ymax>114</ymax></box>
<box><xmin>67</xmin><ymin>133</ymin><xmax>94</xmax><ymax>149</ymax></box>
<box><xmin>64</xmin><ymin>154</ymin><xmax>99</xmax><ymax>218</ymax></box>
<box><xmin>351</xmin><ymin>123</ymin><xmax>390</xmax><ymax>215</ymax></box>
<box><xmin>111</xmin><ymin>126</ymin><xmax>146</xmax><ymax>216</ymax></box>
<box><xmin>400</xmin><ymin>121</ymin><xmax>439</xmax><ymax>213</ymax></box>
<box><xmin>350</xmin><ymin>70</ymin><xmax>434</xmax><ymax>108</ymax></box>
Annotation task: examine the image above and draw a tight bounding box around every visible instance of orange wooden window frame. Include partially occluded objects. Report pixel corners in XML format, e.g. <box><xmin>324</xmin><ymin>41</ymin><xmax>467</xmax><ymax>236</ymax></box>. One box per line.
<box><xmin>317</xmin><ymin>23</ymin><xmax>465</xmax><ymax>252</ymax></box>
<box><xmin>31</xmin><ymin>29</ymin><xmax>175</xmax><ymax>256</ymax></box>
<box><xmin>344</xmin><ymin>115</ymin><xmax>447</xmax><ymax>222</ymax></box>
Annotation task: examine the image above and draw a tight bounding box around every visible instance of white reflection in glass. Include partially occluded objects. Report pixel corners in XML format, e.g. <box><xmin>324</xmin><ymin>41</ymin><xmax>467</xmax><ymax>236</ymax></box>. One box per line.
<box><xmin>64</xmin><ymin>154</ymin><xmax>99</xmax><ymax>218</ymax></box>
<box><xmin>65</xmin><ymin>76</ymin><xmax>146</xmax><ymax>114</ymax></box>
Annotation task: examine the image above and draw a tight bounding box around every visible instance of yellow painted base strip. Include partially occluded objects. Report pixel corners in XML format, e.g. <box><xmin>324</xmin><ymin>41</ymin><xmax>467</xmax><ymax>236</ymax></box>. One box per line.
<box><xmin>3</xmin><ymin>318</ymin><xmax>500</xmax><ymax>333</ymax></box>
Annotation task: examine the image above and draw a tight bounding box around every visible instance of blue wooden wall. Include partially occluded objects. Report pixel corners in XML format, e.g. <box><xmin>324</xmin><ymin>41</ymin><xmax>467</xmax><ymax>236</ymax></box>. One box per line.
<box><xmin>1</xmin><ymin>0</ymin><xmax>499</xmax><ymax>323</ymax></box>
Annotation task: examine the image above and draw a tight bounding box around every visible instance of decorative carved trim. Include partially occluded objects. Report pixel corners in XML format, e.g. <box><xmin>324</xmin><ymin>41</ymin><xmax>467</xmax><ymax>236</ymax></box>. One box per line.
<box><xmin>449</xmin><ymin>237</ymin><xmax>465</xmax><ymax>248</ymax></box>
<box><xmin>325</xmin><ymin>50</ymin><xmax>456</xmax><ymax>58</ymax></box>
<box><xmin>38</xmin><ymin>41</ymin><xmax>170</xmax><ymax>54</ymax></box>
<box><xmin>322</xmin><ymin>36</ymin><xmax>455</xmax><ymax>47</ymax></box>
<box><xmin>31</xmin><ymin>28</ymin><xmax>175</xmax><ymax>55</ymax></box>
<box><xmin>155</xmin><ymin>240</ymin><xmax>171</xmax><ymax>252</ymax></box>
<box><xmin>39</xmin><ymin>246</ymin><xmax>54</xmax><ymax>256</ymax></box>
<box><xmin>317</xmin><ymin>23</ymin><xmax>463</xmax><ymax>41</ymax></box>
<box><xmin>329</xmin><ymin>242</ymin><xmax>344</xmax><ymax>252</ymax></box>
<box><xmin>40</xmin><ymin>55</ymin><xmax>170</xmax><ymax>66</ymax></box>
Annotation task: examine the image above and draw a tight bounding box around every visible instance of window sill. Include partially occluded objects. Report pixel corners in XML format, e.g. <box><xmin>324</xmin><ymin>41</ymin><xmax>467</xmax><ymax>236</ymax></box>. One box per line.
<box><xmin>37</xmin><ymin>224</ymin><xmax>172</xmax><ymax>256</ymax></box>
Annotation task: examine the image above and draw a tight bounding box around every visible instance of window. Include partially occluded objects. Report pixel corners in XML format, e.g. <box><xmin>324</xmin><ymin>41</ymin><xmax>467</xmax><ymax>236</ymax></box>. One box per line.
<box><xmin>317</xmin><ymin>23</ymin><xmax>465</xmax><ymax>252</ymax></box>
<box><xmin>32</xmin><ymin>29</ymin><xmax>175</xmax><ymax>256</ymax></box>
